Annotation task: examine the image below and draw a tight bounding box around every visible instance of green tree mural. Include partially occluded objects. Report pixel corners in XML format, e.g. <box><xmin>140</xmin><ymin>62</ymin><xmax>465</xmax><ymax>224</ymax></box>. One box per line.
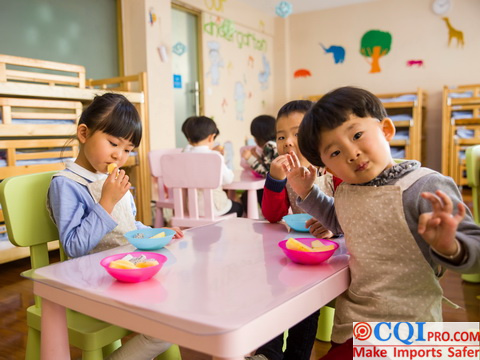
<box><xmin>360</xmin><ymin>30</ymin><xmax>392</xmax><ymax>73</ymax></box>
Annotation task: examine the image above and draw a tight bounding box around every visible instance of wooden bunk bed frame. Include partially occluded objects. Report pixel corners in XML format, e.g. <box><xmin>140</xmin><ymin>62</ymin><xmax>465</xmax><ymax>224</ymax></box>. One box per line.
<box><xmin>0</xmin><ymin>54</ymin><xmax>151</xmax><ymax>264</ymax></box>
<box><xmin>442</xmin><ymin>84</ymin><xmax>480</xmax><ymax>186</ymax></box>
<box><xmin>305</xmin><ymin>89</ymin><xmax>426</xmax><ymax>162</ymax></box>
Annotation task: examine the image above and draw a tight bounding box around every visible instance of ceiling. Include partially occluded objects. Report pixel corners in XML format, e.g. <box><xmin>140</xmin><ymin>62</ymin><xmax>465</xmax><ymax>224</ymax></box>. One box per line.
<box><xmin>235</xmin><ymin>0</ymin><xmax>380</xmax><ymax>15</ymax></box>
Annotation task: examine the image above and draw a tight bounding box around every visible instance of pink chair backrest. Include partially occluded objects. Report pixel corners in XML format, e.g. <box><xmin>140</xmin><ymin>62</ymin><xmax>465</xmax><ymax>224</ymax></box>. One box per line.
<box><xmin>148</xmin><ymin>148</ymin><xmax>182</xmax><ymax>203</ymax></box>
<box><xmin>161</xmin><ymin>152</ymin><xmax>229</xmax><ymax>226</ymax></box>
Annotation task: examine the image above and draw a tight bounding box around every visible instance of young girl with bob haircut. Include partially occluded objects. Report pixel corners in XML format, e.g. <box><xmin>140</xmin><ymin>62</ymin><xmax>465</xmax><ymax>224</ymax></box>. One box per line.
<box><xmin>48</xmin><ymin>93</ymin><xmax>182</xmax><ymax>360</ymax></box>
<box><xmin>284</xmin><ymin>86</ymin><xmax>480</xmax><ymax>359</ymax></box>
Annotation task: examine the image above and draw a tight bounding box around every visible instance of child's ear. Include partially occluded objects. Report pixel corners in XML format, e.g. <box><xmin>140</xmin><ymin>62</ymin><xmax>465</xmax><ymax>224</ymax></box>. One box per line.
<box><xmin>77</xmin><ymin>124</ymin><xmax>89</xmax><ymax>144</ymax></box>
<box><xmin>381</xmin><ymin>118</ymin><xmax>396</xmax><ymax>141</ymax></box>
<box><xmin>207</xmin><ymin>133</ymin><xmax>216</xmax><ymax>143</ymax></box>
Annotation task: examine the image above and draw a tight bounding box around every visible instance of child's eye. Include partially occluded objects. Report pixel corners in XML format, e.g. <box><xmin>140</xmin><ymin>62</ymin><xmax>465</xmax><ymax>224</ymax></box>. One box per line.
<box><xmin>109</xmin><ymin>141</ymin><xmax>118</xmax><ymax>147</ymax></box>
<box><xmin>294</xmin><ymin>132</ymin><xmax>298</xmax><ymax>137</ymax></box>
<box><xmin>124</xmin><ymin>149</ymin><xmax>132</xmax><ymax>154</ymax></box>
<box><xmin>353</xmin><ymin>132</ymin><xmax>362</xmax><ymax>140</ymax></box>
<box><xmin>331</xmin><ymin>150</ymin><xmax>340</xmax><ymax>158</ymax></box>
<box><xmin>277</xmin><ymin>136</ymin><xmax>285</xmax><ymax>141</ymax></box>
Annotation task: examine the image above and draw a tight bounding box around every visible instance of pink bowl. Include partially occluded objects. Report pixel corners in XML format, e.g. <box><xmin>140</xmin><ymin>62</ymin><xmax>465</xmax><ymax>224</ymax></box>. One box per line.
<box><xmin>278</xmin><ymin>238</ymin><xmax>339</xmax><ymax>265</ymax></box>
<box><xmin>100</xmin><ymin>252</ymin><xmax>167</xmax><ymax>283</ymax></box>
<box><xmin>251</xmin><ymin>170</ymin><xmax>264</xmax><ymax>178</ymax></box>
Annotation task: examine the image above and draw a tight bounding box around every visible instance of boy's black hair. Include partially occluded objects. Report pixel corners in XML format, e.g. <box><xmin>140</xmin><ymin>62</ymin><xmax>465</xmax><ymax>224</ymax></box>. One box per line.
<box><xmin>184</xmin><ymin>116</ymin><xmax>220</xmax><ymax>144</ymax></box>
<box><xmin>79</xmin><ymin>93</ymin><xmax>142</xmax><ymax>147</ymax></box>
<box><xmin>181</xmin><ymin>117</ymin><xmax>191</xmax><ymax>140</ymax></box>
<box><xmin>250</xmin><ymin>115</ymin><xmax>276</xmax><ymax>145</ymax></box>
<box><xmin>298</xmin><ymin>86</ymin><xmax>388</xmax><ymax>167</ymax></box>
<box><xmin>276</xmin><ymin>100</ymin><xmax>313</xmax><ymax>120</ymax></box>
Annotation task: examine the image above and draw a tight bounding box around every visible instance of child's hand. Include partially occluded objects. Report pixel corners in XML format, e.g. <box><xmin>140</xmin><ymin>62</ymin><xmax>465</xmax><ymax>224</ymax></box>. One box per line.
<box><xmin>306</xmin><ymin>218</ymin><xmax>334</xmax><ymax>239</ymax></box>
<box><xmin>284</xmin><ymin>152</ymin><xmax>316</xmax><ymax>200</ymax></box>
<box><xmin>418</xmin><ymin>190</ymin><xmax>466</xmax><ymax>256</ymax></box>
<box><xmin>241</xmin><ymin>148</ymin><xmax>251</xmax><ymax>160</ymax></box>
<box><xmin>100</xmin><ymin>169</ymin><xmax>131</xmax><ymax>214</ymax></box>
<box><xmin>169</xmin><ymin>227</ymin><xmax>184</xmax><ymax>239</ymax></box>
<box><xmin>213</xmin><ymin>145</ymin><xmax>224</xmax><ymax>155</ymax></box>
<box><xmin>270</xmin><ymin>155</ymin><xmax>289</xmax><ymax>180</ymax></box>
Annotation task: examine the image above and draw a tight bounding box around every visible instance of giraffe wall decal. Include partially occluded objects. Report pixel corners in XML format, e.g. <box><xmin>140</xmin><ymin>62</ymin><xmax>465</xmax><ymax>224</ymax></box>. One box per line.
<box><xmin>442</xmin><ymin>17</ymin><xmax>464</xmax><ymax>47</ymax></box>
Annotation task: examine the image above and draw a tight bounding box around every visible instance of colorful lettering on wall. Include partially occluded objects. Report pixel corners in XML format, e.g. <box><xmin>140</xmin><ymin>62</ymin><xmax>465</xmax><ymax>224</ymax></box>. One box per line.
<box><xmin>258</xmin><ymin>55</ymin><xmax>270</xmax><ymax>90</ymax></box>
<box><xmin>204</xmin><ymin>0</ymin><xmax>227</xmax><ymax>12</ymax></box>
<box><xmin>247</xmin><ymin>56</ymin><xmax>254</xmax><ymax>68</ymax></box>
<box><xmin>406</xmin><ymin>59</ymin><xmax>424</xmax><ymax>68</ymax></box>
<box><xmin>319</xmin><ymin>43</ymin><xmax>345</xmax><ymax>64</ymax></box>
<box><xmin>172</xmin><ymin>42</ymin><xmax>187</xmax><ymax>56</ymax></box>
<box><xmin>206</xmin><ymin>41</ymin><xmax>224</xmax><ymax>85</ymax></box>
<box><xmin>234</xmin><ymin>81</ymin><xmax>246</xmax><ymax>121</ymax></box>
<box><xmin>204</xmin><ymin>17</ymin><xmax>268</xmax><ymax>52</ymax></box>
<box><xmin>149</xmin><ymin>8</ymin><xmax>157</xmax><ymax>25</ymax></box>
<box><xmin>275</xmin><ymin>1</ymin><xmax>293</xmax><ymax>18</ymax></box>
<box><xmin>293</xmin><ymin>69</ymin><xmax>312</xmax><ymax>78</ymax></box>
<box><xmin>221</xmin><ymin>98</ymin><xmax>228</xmax><ymax>113</ymax></box>
<box><xmin>360</xmin><ymin>30</ymin><xmax>392</xmax><ymax>73</ymax></box>
<box><xmin>442</xmin><ymin>17</ymin><xmax>464</xmax><ymax>47</ymax></box>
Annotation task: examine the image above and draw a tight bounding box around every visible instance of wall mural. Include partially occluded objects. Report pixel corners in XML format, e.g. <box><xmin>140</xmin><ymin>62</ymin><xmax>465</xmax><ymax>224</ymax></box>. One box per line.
<box><xmin>234</xmin><ymin>81</ymin><xmax>246</xmax><ymax>120</ymax></box>
<box><xmin>206</xmin><ymin>41</ymin><xmax>224</xmax><ymax>85</ymax></box>
<box><xmin>293</xmin><ymin>69</ymin><xmax>312</xmax><ymax>78</ymax></box>
<box><xmin>319</xmin><ymin>43</ymin><xmax>345</xmax><ymax>64</ymax></box>
<box><xmin>442</xmin><ymin>17</ymin><xmax>464</xmax><ymax>47</ymax></box>
<box><xmin>172</xmin><ymin>42</ymin><xmax>186</xmax><ymax>56</ymax></box>
<box><xmin>360</xmin><ymin>30</ymin><xmax>392</xmax><ymax>73</ymax></box>
<box><xmin>275</xmin><ymin>1</ymin><xmax>293</xmax><ymax>18</ymax></box>
<box><xmin>406</xmin><ymin>59</ymin><xmax>424</xmax><ymax>68</ymax></box>
<box><xmin>258</xmin><ymin>54</ymin><xmax>270</xmax><ymax>90</ymax></box>
<box><xmin>204</xmin><ymin>0</ymin><xmax>227</xmax><ymax>12</ymax></box>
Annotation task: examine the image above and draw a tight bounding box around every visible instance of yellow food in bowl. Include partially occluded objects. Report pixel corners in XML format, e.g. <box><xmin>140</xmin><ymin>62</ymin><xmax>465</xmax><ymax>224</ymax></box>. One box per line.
<box><xmin>150</xmin><ymin>232</ymin><xmax>166</xmax><ymax>239</ymax></box>
<box><xmin>285</xmin><ymin>238</ymin><xmax>334</xmax><ymax>252</ymax></box>
<box><xmin>109</xmin><ymin>258</ymin><xmax>159</xmax><ymax>269</ymax></box>
<box><xmin>136</xmin><ymin>260</ymin><xmax>159</xmax><ymax>268</ymax></box>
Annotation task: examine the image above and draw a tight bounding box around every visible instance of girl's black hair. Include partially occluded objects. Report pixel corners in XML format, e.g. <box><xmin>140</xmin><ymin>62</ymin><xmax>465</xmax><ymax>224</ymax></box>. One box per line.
<box><xmin>250</xmin><ymin>115</ymin><xmax>276</xmax><ymax>145</ymax></box>
<box><xmin>79</xmin><ymin>93</ymin><xmax>142</xmax><ymax>147</ymax></box>
<box><xmin>276</xmin><ymin>100</ymin><xmax>313</xmax><ymax>120</ymax></box>
<box><xmin>183</xmin><ymin>116</ymin><xmax>219</xmax><ymax>144</ymax></box>
<box><xmin>298</xmin><ymin>86</ymin><xmax>388</xmax><ymax>167</ymax></box>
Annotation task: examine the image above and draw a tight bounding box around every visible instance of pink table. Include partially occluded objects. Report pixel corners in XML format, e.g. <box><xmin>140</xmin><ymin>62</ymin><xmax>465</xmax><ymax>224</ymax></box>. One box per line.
<box><xmin>223</xmin><ymin>170</ymin><xmax>265</xmax><ymax>219</ymax></box>
<box><xmin>25</xmin><ymin>218</ymin><xmax>350</xmax><ymax>360</ymax></box>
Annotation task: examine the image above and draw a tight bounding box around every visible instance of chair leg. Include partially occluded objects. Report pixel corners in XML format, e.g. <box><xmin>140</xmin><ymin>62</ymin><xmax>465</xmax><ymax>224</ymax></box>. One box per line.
<box><xmin>82</xmin><ymin>348</ymin><xmax>104</xmax><ymax>360</ymax></box>
<box><xmin>316</xmin><ymin>306</ymin><xmax>335</xmax><ymax>342</ymax></box>
<box><xmin>103</xmin><ymin>340</ymin><xmax>123</xmax><ymax>358</ymax></box>
<box><xmin>155</xmin><ymin>344</ymin><xmax>182</xmax><ymax>360</ymax></box>
<box><xmin>155</xmin><ymin>208</ymin><xmax>165</xmax><ymax>228</ymax></box>
<box><xmin>25</xmin><ymin>327</ymin><xmax>40</xmax><ymax>360</ymax></box>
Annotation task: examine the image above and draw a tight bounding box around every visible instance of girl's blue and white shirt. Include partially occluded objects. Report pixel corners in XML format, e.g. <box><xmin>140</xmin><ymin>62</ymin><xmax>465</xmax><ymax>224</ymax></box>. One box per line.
<box><xmin>48</xmin><ymin>161</ymin><xmax>147</xmax><ymax>258</ymax></box>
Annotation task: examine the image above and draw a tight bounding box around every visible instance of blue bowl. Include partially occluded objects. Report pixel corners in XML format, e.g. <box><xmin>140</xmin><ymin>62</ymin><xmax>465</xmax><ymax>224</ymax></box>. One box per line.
<box><xmin>282</xmin><ymin>214</ymin><xmax>313</xmax><ymax>232</ymax></box>
<box><xmin>124</xmin><ymin>228</ymin><xmax>176</xmax><ymax>250</ymax></box>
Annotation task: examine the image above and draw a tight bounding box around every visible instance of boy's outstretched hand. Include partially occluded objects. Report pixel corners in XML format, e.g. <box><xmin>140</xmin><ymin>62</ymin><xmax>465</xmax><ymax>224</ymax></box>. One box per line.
<box><xmin>169</xmin><ymin>227</ymin><xmax>184</xmax><ymax>239</ymax></box>
<box><xmin>307</xmin><ymin>218</ymin><xmax>334</xmax><ymax>239</ymax></box>
<box><xmin>284</xmin><ymin>151</ymin><xmax>316</xmax><ymax>200</ymax></box>
<box><xmin>418</xmin><ymin>190</ymin><xmax>466</xmax><ymax>257</ymax></box>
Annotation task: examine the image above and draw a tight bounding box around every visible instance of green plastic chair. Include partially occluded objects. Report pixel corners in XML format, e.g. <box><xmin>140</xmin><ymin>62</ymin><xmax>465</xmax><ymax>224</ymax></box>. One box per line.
<box><xmin>463</xmin><ymin>146</ymin><xmax>480</xmax><ymax>283</ymax></box>
<box><xmin>0</xmin><ymin>171</ymin><xmax>132</xmax><ymax>360</ymax></box>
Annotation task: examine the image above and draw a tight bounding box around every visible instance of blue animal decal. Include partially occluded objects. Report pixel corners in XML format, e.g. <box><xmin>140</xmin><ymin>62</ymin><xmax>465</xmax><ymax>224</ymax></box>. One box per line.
<box><xmin>319</xmin><ymin>43</ymin><xmax>345</xmax><ymax>64</ymax></box>
<box><xmin>258</xmin><ymin>55</ymin><xmax>270</xmax><ymax>90</ymax></box>
<box><xmin>206</xmin><ymin>41</ymin><xmax>224</xmax><ymax>85</ymax></box>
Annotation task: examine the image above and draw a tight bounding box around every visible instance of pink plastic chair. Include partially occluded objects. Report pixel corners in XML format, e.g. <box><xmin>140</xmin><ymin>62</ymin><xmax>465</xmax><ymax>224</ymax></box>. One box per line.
<box><xmin>148</xmin><ymin>148</ymin><xmax>183</xmax><ymax>227</ymax></box>
<box><xmin>161</xmin><ymin>152</ymin><xmax>236</xmax><ymax>228</ymax></box>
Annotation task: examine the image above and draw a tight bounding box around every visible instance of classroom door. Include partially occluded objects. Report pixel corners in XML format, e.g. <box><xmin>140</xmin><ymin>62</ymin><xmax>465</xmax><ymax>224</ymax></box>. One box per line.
<box><xmin>172</xmin><ymin>5</ymin><xmax>202</xmax><ymax>148</ymax></box>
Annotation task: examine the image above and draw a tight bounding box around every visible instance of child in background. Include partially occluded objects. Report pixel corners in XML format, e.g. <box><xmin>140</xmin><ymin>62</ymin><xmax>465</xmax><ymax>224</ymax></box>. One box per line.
<box><xmin>48</xmin><ymin>93</ymin><xmax>183</xmax><ymax>360</ymax></box>
<box><xmin>246</xmin><ymin>101</ymin><xmax>341</xmax><ymax>360</ymax></box>
<box><xmin>262</xmin><ymin>100</ymin><xmax>342</xmax><ymax>239</ymax></box>
<box><xmin>242</xmin><ymin>115</ymin><xmax>278</xmax><ymax>177</ymax></box>
<box><xmin>183</xmin><ymin>116</ymin><xmax>243</xmax><ymax>217</ymax></box>
<box><xmin>286</xmin><ymin>86</ymin><xmax>480</xmax><ymax>359</ymax></box>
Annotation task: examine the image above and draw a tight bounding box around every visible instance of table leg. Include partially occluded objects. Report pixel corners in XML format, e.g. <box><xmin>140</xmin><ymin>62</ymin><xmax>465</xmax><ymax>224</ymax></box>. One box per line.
<box><xmin>247</xmin><ymin>190</ymin><xmax>259</xmax><ymax>219</ymax></box>
<box><xmin>41</xmin><ymin>298</ymin><xmax>70</xmax><ymax>360</ymax></box>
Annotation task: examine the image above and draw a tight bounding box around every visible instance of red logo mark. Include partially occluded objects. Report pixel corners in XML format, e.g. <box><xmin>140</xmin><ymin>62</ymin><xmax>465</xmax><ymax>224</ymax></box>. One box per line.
<box><xmin>353</xmin><ymin>322</ymin><xmax>372</xmax><ymax>341</ymax></box>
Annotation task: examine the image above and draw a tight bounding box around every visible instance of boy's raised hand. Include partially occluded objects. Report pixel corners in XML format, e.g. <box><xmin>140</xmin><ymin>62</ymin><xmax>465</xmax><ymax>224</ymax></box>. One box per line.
<box><xmin>100</xmin><ymin>169</ymin><xmax>131</xmax><ymax>214</ymax></box>
<box><xmin>418</xmin><ymin>190</ymin><xmax>466</xmax><ymax>256</ymax></box>
<box><xmin>270</xmin><ymin>155</ymin><xmax>289</xmax><ymax>180</ymax></box>
<box><xmin>284</xmin><ymin>151</ymin><xmax>316</xmax><ymax>200</ymax></box>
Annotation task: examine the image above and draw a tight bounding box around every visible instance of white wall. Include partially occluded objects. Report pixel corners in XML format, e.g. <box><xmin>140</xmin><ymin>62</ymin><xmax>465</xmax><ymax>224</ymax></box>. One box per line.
<box><xmin>283</xmin><ymin>0</ymin><xmax>480</xmax><ymax>170</ymax></box>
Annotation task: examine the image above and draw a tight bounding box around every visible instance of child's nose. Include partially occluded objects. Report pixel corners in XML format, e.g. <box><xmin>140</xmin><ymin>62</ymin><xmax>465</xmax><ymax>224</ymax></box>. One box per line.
<box><xmin>347</xmin><ymin>148</ymin><xmax>361</xmax><ymax>162</ymax></box>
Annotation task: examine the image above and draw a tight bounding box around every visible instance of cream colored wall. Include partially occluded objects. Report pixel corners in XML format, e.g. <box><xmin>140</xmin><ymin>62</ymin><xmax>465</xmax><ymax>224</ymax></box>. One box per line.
<box><xmin>282</xmin><ymin>0</ymin><xmax>480</xmax><ymax>171</ymax></box>
<box><xmin>122</xmin><ymin>0</ymin><xmax>275</xmax><ymax>170</ymax></box>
